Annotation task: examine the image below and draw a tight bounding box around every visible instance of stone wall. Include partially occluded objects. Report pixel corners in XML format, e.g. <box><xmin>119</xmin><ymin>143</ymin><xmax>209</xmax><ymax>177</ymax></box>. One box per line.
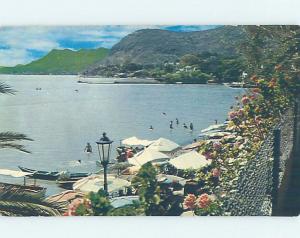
<box><xmin>224</xmin><ymin>106</ymin><xmax>295</xmax><ymax>216</ymax></box>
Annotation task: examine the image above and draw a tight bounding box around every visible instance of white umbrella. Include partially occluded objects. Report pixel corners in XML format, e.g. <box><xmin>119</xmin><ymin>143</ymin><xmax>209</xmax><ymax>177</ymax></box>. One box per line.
<box><xmin>0</xmin><ymin>169</ymin><xmax>32</xmax><ymax>178</ymax></box>
<box><xmin>201</xmin><ymin>124</ymin><xmax>226</xmax><ymax>133</ymax></box>
<box><xmin>128</xmin><ymin>148</ymin><xmax>169</xmax><ymax>166</ymax></box>
<box><xmin>122</xmin><ymin>136</ymin><xmax>153</xmax><ymax>147</ymax></box>
<box><xmin>110</xmin><ymin>196</ymin><xmax>140</xmax><ymax>208</ymax></box>
<box><xmin>169</xmin><ymin>151</ymin><xmax>211</xmax><ymax>170</ymax></box>
<box><xmin>157</xmin><ymin>174</ymin><xmax>187</xmax><ymax>185</ymax></box>
<box><xmin>73</xmin><ymin>174</ymin><xmax>131</xmax><ymax>193</ymax></box>
<box><xmin>148</xmin><ymin>138</ymin><xmax>180</xmax><ymax>152</ymax></box>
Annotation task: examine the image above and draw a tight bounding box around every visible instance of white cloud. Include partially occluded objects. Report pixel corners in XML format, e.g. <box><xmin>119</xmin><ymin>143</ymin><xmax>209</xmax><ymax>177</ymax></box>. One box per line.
<box><xmin>0</xmin><ymin>49</ymin><xmax>34</xmax><ymax>66</ymax></box>
<box><xmin>0</xmin><ymin>25</ymin><xmax>217</xmax><ymax>66</ymax></box>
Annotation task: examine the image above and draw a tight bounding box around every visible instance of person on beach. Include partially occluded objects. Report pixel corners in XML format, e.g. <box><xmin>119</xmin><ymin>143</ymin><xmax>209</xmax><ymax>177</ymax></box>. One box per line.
<box><xmin>190</xmin><ymin>123</ymin><xmax>194</xmax><ymax>131</ymax></box>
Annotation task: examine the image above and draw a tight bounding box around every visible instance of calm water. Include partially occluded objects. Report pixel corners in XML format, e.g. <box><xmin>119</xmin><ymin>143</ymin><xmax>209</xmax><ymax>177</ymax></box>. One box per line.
<box><xmin>0</xmin><ymin>75</ymin><xmax>244</xmax><ymax>195</ymax></box>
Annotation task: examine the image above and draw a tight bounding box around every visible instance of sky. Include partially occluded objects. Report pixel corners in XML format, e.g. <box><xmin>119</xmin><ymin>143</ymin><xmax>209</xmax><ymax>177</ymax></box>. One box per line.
<box><xmin>0</xmin><ymin>25</ymin><xmax>218</xmax><ymax>67</ymax></box>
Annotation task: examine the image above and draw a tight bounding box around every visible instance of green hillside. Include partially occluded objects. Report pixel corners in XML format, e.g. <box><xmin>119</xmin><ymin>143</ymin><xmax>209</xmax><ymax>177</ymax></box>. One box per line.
<box><xmin>0</xmin><ymin>48</ymin><xmax>109</xmax><ymax>75</ymax></box>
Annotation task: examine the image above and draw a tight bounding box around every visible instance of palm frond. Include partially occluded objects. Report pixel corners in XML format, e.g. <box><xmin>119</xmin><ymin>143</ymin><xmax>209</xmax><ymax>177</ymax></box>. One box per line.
<box><xmin>0</xmin><ymin>82</ymin><xmax>16</xmax><ymax>95</ymax></box>
<box><xmin>0</xmin><ymin>132</ymin><xmax>33</xmax><ymax>153</ymax></box>
<box><xmin>0</xmin><ymin>143</ymin><xmax>31</xmax><ymax>153</ymax></box>
<box><xmin>0</xmin><ymin>200</ymin><xmax>61</xmax><ymax>216</ymax></box>
<box><xmin>0</xmin><ymin>132</ymin><xmax>33</xmax><ymax>142</ymax></box>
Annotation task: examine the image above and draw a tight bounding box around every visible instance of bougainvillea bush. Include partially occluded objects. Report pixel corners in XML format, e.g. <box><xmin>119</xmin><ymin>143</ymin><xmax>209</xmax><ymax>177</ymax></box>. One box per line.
<box><xmin>181</xmin><ymin>66</ymin><xmax>295</xmax><ymax>215</ymax></box>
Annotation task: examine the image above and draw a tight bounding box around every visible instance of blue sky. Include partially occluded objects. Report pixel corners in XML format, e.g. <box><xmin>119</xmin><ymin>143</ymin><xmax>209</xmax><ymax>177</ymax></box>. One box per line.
<box><xmin>0</xmin><ymin>25</ymin><xmax>218</xmax><ymax>66</ymax></box>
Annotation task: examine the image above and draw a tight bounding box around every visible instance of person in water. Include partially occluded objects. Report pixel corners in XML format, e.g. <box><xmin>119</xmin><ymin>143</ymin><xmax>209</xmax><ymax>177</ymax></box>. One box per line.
<box><xmin>215</xmin><ymin>119</ymin><xmax>218</xmax><ymax>125</ymax></box>
<box><xmin>190</xmin><ymin>123</ymin><xmax>194</xmax><ymax>131</ymax></box>
<box><xmin>84</xmin><ymin>143</ymin><xmax>92</xmax><ymax>153</ymax></box>
<box><xmin>149</xmin><ymin>125</ymin><xmax>154</xmax><ymax>130</ymax></box>
<box><xmin>170</xmin><ymin>121</ymin><xmax>174</xmax><ymax>129</ymax></box>
<box><xmin>162</xmin><ymin>112</ymin><xmax>167</xmax><ymax>116</ymax></box>
<box><xmin>176</xmin><ymin>118</ymin><xmax>179</xmax><ymax>125</ymax></box>
<box><xmin>101</xmin><ymin>132</ymin><xmax>110</xmax><ymax>141</ymax></box>
<box><xmin>183</xmin><ymin>123</ymin><xmax>188</xmax><ymax>129</ymax></box>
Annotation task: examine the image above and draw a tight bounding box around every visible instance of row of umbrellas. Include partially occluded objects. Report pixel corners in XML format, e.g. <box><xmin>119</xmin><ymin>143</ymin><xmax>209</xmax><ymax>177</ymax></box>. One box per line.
<box><xmin>73</xmin><ymin>137</ymin><xmax>211</xmax><ymax>194</ymax></box>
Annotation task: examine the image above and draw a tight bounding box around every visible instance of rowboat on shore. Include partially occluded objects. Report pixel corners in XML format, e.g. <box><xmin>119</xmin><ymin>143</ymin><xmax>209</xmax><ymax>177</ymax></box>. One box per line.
<box><xmin>18</xmin><ymin>166</ymin><xmax>61</xmax><ymax>180</ymax></box>
<box><xmin>57</xmin><ymin>180</ymin><xmax>77</xmax><ymax>190</ymax></box>
<box><xmin>57</xmin><ymin>173</ymin><xmax>92</xmax><ymax>190</ymax></box>
<box><xmin>19</xmin><ymin>166</ymin><xmax>91</xmax><ymax>181</ymax></box>
<box><xmin>0</xmin><ymin>182</ymin><xmax>46</xmax><ymax>200</ymax></box>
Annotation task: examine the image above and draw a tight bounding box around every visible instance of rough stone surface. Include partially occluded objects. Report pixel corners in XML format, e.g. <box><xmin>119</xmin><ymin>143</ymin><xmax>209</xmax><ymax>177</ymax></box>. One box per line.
<box><xmin>224</xmin><ymin>107</ymin><xmax>295</xmax><ymax>216</ymax></box>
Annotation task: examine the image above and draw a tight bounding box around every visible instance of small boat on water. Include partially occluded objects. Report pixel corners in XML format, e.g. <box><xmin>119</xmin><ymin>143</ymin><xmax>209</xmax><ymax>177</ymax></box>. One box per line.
<box><xmin>0</xmin><ymin>182</ymin><xmax>46</xmax><ymax>200</ymax></box>
<box><xmin>223</xmin><ymin>82</ymin><xmax>257</xmax><ymax>88</ymax></box>
<box><xmin>19</xmin><ymin>166</ymin><xmax>91</xmax><ymax>181</ymax></box>
<box><xmin>19</xmin><ymin>166</ymin><xmax>61</xmax><ymax>180</ymax></box>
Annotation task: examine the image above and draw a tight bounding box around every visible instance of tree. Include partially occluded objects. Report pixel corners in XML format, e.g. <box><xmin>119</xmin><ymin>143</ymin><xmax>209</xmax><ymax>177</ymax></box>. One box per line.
<box><xmin>0</xmin><ymin>83</ymin><xmax>33</xmax><ymax>153</ymax></box>
<box><xmin>131</xmin><ymin>163</ymin><xmax>164</xmax><ymax>215</ymax></box>
<box><xmin>0</xmin><ymin>83</ymin><xmax>55</xmax><ymax>216</ymax></box>
<box><xmin>180</xmin><ymin>54</ymin><xmax>201</xmax><ymax>66</ymax></box>
<box><xmin>239</xmin><ymin>25</ymin><xmax>300</xmax><ymax>87</ymax></box>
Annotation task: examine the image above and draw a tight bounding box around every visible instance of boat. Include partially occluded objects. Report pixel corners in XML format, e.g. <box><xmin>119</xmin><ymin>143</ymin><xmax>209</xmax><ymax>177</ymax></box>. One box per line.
<box><xmin>68</xmin><ymin>172</ymin><xmax>90</xmax><ymax>179</ymax></box>
<box><xmin>0</xmin><ymin>182</ymin><xmax>46</xmax><ymax>200</ymax></box>
<box><xmin>57</xmin><ymin>172</ymin><xmax>91</xmax><ymax>189</ymax></box>
<box><xmin>57</xmin><ymin>180</ymin><xmax>77</xmax><ymax>190</ymax></box>
<box><xmin>223</xmin><ymin>82</ymin><xmax>257</xmax><ymax>88</ymax></box>
<box><xmin>19</xmin><ymin>166</ymin><xmax>91</xmax><ymax>181</ymax></box>
<box><xmin>18</xmin><ymin>166</ymin><xmax>61</xmax><ymax>180</ymax></box>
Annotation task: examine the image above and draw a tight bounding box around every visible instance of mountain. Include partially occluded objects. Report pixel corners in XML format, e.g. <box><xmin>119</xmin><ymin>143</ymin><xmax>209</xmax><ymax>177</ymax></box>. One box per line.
<box><xmin>0</xmin><ymin>48</ymin><xmax>109</xmax><ymax>75</ymax></box>
<box><xmin>98</xmin><ymin>26</ymin><xmax>246</xmax><ymax>66</ymax></box>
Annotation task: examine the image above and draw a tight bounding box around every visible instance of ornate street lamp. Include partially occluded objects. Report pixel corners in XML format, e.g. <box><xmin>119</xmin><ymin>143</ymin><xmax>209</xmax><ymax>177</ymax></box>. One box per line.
<box><xmin>96</xmin><ymin>132</ymin><xmax>113</xmax><ymax>194</ymax></box>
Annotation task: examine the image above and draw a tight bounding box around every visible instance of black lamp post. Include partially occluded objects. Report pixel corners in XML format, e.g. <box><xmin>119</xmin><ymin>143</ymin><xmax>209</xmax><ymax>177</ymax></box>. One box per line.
<box><xmin>96</xmin><ymin>132</ymin><xmax>113</xmax><ymax>194</ymax></box>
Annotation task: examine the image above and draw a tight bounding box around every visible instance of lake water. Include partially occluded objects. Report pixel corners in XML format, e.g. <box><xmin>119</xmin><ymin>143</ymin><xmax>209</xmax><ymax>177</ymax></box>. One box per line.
<box><xmin>0</xmin><ymin>75</ymin><xmax>244</xmax><ymax>195</ymax></box>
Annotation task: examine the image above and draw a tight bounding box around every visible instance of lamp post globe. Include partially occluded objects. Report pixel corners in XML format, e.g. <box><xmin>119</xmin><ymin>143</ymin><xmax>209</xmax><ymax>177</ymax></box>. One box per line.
<box><xmin>96</xmin><ymin>132</ymin><xmax>113</xmax><ymax>194</ymax></box>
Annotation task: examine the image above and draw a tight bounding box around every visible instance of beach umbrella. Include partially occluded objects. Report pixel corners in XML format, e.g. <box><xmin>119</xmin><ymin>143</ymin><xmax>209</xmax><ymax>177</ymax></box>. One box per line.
<box><xmin>169</xmin><ymin>151</ymin><xmax>211</xmax><ymax>170</ymax></box>
<box><xmin>73</xmin><ymin>174</ymin><xmax>131</xmax><ymax>194</ymax></box>
<box><xmin>122</xmin><ymin>136</ymin><xmax>153</xmax><ymax>147</ymax></box>
<box><xmin>157</xmin><ymin>174</ymin><xmax>187</xmax><ymax>185</ymax></box>
<box><xmin>206</xmin><ymin>131</ymin><xmax>232</xmax><ymax>139</ymax></box>
<box><xmin>110</xmin><ymin>196</ymin><xmax>139</xmax><ymax>208</ymax></box>
<box><xmin>201</xmin><ymin>124</ymin><xmax>226</xmax><ymax>133</ymax></box>
<box><xmin>121</xmin><ymin>165</ymin><xmax>141</xmax><ymax>175</ymax></box>
<box><xmin>0</xmin><ymin>169</ymin><xmax>32</xmax><ymax>178</ymax></box>
<box><xmin>128</xmin><ymin>148</ymin><xmax>169</xmax><ymax>166</ymax></box>
<box><xmin>148</xmin><ymin>138</ymin><xmax>180</xmax><ymax>153</ymax></box>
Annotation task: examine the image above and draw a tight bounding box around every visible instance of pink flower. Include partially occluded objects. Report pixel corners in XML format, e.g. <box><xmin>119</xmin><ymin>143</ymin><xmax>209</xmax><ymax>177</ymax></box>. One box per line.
<box><xmin>183</xmin><ymin>194</ymin><xmax>197</xmax><ymax>210</ymax></box>
<box><xmin>203</xmin><ymin>151</ymin><xmax>213</xmax><ymax>160</ymax></box>
<box><xmin>228</xmin><ymin>111</ymin><xmax>237</xmax><ymax>120</ymax></box>
<box><xmin>197</xmin><ymin>193</ymin><xmax>211</xmax><ymax>209</ymax></box>
<box><xmin>252</xmin><ymin>88</ymin><xmax>261</xmax><ymax>94</ymax></box>
<box><xmin>241</xmin><ymin>96</ymin><xmax>250</xmax><ymax>105</ymax></box>
<box><xmin>65</xmin><ymin>198</ymin><xmax>91</xmax><ymax>216</ymax></box>
<box><xmin>213</xmin><ymin>142</ymin><xmax>222</xmax><ymax>151</ymax></box>
<box><xmin>212</xmin><ymin>168</ymin><xmax>221</xmax><ymax>178</ymax></box>
<box><xmin>237</xmin><ymin>108</ymin><xmax>244</xmax><ymax>117</ymax></box>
